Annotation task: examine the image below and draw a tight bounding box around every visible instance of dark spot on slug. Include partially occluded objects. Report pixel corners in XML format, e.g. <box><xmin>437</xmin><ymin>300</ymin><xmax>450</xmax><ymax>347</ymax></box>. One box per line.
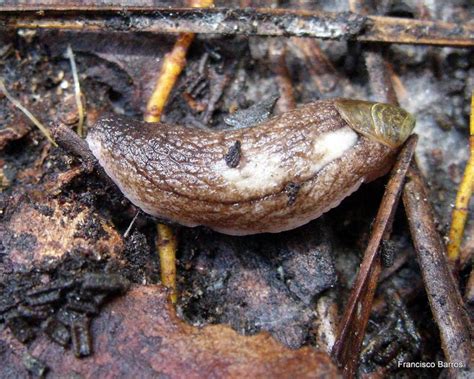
<box><xmin>285</xmin><ymin>182</ymin><xmax>301</xmax><ymax>206</ymax></box>
<box><xmin>224</xmin><ymin>140</ymin><xmax>242</xmax><ymax>168</ymax></box>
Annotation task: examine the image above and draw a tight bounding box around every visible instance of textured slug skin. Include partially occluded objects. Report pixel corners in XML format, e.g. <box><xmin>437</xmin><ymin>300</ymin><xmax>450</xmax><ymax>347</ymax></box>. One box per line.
<box><xmin>86</xmin><ymin>100</ymin><xmax>399</xmax><ymax>235</ymax></box>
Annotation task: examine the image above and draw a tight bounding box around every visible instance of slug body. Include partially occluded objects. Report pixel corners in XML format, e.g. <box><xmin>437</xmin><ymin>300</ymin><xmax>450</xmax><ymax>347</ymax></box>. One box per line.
<box><xmin>87</xmin><ymin>99</ymin><xmax>415</xmax><ymax>235</ymax></box>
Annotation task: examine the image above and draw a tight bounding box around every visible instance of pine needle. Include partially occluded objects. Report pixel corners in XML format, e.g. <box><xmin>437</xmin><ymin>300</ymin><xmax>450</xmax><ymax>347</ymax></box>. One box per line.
<box><xmin>66</xmin><ymin>45</ymin><xmax>85</xmax><ymax>137</ymax></box>
<box><xmin>0</xmin><ymin>77</ymin><xmax>57</xmax><ymax>147</ymax></box>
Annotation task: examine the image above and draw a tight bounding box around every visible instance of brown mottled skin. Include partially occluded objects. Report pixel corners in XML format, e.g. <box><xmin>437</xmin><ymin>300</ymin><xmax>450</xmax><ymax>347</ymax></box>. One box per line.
<box><xmin>87</xmin><ymin>100</ymin><xmax>399</xmax><ymax>235</ymax></box>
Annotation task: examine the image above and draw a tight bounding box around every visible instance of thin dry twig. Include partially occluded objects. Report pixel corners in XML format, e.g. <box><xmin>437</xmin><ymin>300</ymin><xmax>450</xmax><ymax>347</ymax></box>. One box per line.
<box><xmin>0</xmin><ymin>77</ymin><xmax>57</xmax><ymax>147</ymax></box>
<box><xmin>268</xmin><ymin>39</ymin><xmax>296</xmax><ymax>113</ymax></box>
<box><xmin>50</xmin><ymin>121</ymin><xmax>116</xmax><ymax>189</ymax></box>
<box><xmin>447</xmin><ymin>94</ymin><xmax>474</xmax><ymax>264</ymax></box>
<box><xmin>50</xmin><ymin>122</ymin><xmax>94</xmax><ymax>169</ymax></box>
<box><xmin>65</xmin><ymin>45</ymin><xmax>85</xmax><ymax>137</ymax></box>
<box><xmin>144</xmin><ymin>0</ymin><xmax>214</xmax><ymax>304</ymax></box>
<box><xmin>156</xmin><ymin>224</ymin><xmax>178</xmax><ymax>303</ymax></box>
<box><xmin>123</xmin><ymin>211</ymin><xmax>140</xmax><ymax>239</ymax></box>
<box><xmin>403</xmin><ymin>164</ymin><xmax>472</xmax><ymax>373</ymax></box>
<box><xmin>144</xmin><ymin>32</ymin><xmax>195</xmax><ymax>123</ymax></box>
<box><xmin>331</xmin><ymin>135</ymin><xmax>418</xmax><ymax>378</ymax></box>
<box><xmin>364</xmin><ymin>45</ymin><xmax>399</xmax><ymax>105</ymax></box>
<box><xmin>0</xmin><ymin>7</ymin><xmax>473</xmax><ymax>47</ymax></box>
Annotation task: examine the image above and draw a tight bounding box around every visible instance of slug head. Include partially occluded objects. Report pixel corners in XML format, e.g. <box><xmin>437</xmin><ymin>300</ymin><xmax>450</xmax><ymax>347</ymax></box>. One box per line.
<box><xmin>334</xmin><ymin>99</ymin><xmax>415</xmax><ymax>148</ymax></box>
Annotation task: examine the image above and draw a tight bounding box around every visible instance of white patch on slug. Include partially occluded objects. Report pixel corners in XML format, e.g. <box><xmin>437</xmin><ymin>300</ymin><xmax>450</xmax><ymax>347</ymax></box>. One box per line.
<box><xmin>215</xmin><ymin>126</ymin><xmax>358</xmax><ymax>193</ymax></box>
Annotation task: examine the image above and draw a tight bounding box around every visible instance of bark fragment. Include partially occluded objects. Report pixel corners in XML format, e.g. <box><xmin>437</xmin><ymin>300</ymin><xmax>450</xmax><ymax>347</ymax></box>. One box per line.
<box><xmin>1</xmin><ymin>285</ymin><xmax>340</xmax><ymax>378</ymax></box>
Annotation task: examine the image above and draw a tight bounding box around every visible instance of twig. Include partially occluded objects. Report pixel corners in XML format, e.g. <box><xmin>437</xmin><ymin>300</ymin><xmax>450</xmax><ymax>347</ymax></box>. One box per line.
<box><xmin>363</xmin><ymin>45</ymin><xmax>399</xmax><ymax>105</ymax></box>
<box><xmin>403</xmin><ymin>164</ymin><xmax>472</xmax><ymax>373</ymax></box>
<box><xmin>268</xmin><ymin>39</ymin><xmax>296</xmax><ymax>113</ymax></box>
<box><xmin>123</xmin><ymin>210</ymin><xmax>140</xmax><ymax>239</ymax></box>
<box><xmin>447</xmin><ymin>94</ymin><xmax>474</xmax><ymax>264</ymax></box>
<box><xmin>361</xmin><ymin>14</ymin><xmax>473</xmax><ymax>46</ymax></box>
<box><xmin>145</xmin><ymin>0</ymin><xmax>214</xmax><ymax>124</ymax></box>
<box><xmin>156</xmin><ymin>223</ymin><xmax>178</xmax><ymax>304</ymax></box>
<box><xmin>0</xmin><ymin>77</ymin><xmax>57</xmax><ymax>147</ymax></box>
<box><xmin>50</xmin><ymin>121</ymin><xmax>115</xmax><ymax>189</ymax></box>
<box><xmin>65</xmin><ymin>45</ymin><xmax>85</xmax><ymax>137</ymax></box>
<box><xmin>201</xmin><ymin>67</ymin><xmax>231</xmax><ymax>125</ymax></box>
<box><xmin>0</xmin><ymin>7</ymin><xmax>473</xmax><ymax>47</ymax></box>
<box><xmin>144</xmin><ymin>0</ymin><xmax>214</xmax><ymax>304</ymax></box>
<box><xmin>332</xmin><ymin>135</ymin><xmax>418</xmax><ymax>378</ymax></box>
<box><xmin>50</xmin><ymin>122</ymin><xmax>94</xmax><ymax>169</ymax></box>
<box><xmin>144</xmin><ymin>32</ymin><xmax>194</xmax><ymax>122</ymax></box>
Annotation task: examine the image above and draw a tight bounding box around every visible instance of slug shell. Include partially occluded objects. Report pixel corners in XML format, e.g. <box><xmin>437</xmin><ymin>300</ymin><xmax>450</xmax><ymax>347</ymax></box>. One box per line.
<box><xmin>86</xmin><ymin>99</ymin><xmax>415</xmax><ymax>235</ymax></box>
<box><xmin>334</xmin><ymin>99</ymin><xmax>415</xmax><ymax>148</ymax></box>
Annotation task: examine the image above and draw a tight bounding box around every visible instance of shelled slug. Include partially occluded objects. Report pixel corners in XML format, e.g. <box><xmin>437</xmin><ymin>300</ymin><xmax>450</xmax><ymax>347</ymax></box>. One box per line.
<box><xmin>86</xmin><ymin>99</ymin><xmax>415</xmax><ymax>235</ymax></box>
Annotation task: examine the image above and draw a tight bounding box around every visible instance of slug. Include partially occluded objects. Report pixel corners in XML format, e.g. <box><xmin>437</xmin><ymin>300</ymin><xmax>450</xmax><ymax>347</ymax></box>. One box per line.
<box><xmin>86</xmin><ymin>99</ymin><xmax>415</xmax><ymax>235</ymax></box>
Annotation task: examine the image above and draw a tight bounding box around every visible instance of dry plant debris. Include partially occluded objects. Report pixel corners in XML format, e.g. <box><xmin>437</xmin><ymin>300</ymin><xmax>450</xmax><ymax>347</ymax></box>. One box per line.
<box><xmin>332</xmin><ymin>135</ymin><xmax>418</xmax><ymax>377</ymax></box>
<box><xmin>1</xmin><ymin>7</ymin><xmax>473</xmax><ymax>47</ymax></box>
<box><xmin>65</xmin><ymin>45</ymin><xmax>85</xmax><ymax>137</ymax></box>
